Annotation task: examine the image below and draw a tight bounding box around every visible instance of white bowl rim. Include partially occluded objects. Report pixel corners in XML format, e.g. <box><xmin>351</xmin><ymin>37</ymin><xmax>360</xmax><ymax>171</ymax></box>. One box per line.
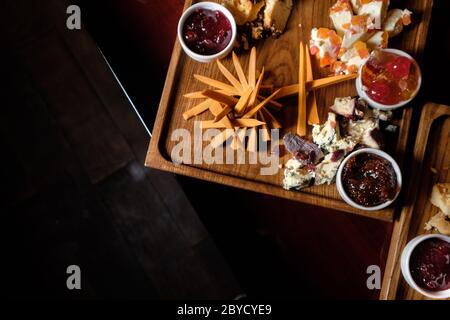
<box><xmin>400</xmin><ymin>234</ymin><xmax>450</xmax><ymax>299</ymax></box>
<box><xmin>336</xmin><ymin>148</ymin><xmax>402</xmax><ymax>211</ymax></box>
<box><xmin>356</xmin><ymin>48</ymin><xmax>422</xmax><ymax>111</ymax></box>
<box><xmin>177</xmin><ymin>2</ymin><xmax>237</xmax><ymax>62</ymax></box>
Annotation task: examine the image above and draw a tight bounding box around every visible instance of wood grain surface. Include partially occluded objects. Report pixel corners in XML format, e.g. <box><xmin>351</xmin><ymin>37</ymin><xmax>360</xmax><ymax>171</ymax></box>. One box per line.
<box><xmin>380</xmin><ymin>103</ymin><xmax>450</xmax><ymax>300</ymax></box>
<box><xmin>145</xmin><ymin>0</ymin><xmax>434</xmax><ymax>222</ymax></box>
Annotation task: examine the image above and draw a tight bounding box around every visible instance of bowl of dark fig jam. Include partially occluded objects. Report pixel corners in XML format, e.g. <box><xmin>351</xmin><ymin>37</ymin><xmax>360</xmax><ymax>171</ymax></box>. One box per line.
<box><xmin>356</xmin><ymin>48</ymin><xmax>421</xmax><ymax>110</ymax></box>
<box><xmin>178</xmin><ymin>2</ymin><xmax>236</xmax><ymax>63</ymax></box>
<box><xmin>401</xmin><ymin>234</ymin><xmax>450</xmax><ymax>299</ymax></box>
<box><xmin>336</xmin><ymin>148</ymin><xmax>402</xmax><ymax>211</ymax></box>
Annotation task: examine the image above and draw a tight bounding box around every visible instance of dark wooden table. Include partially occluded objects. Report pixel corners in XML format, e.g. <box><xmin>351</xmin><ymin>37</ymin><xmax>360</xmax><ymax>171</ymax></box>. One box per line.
<box><xmin>2</xmin><ymin>0</ymin><xmax>449</xmax><ymax>299</ymax></box>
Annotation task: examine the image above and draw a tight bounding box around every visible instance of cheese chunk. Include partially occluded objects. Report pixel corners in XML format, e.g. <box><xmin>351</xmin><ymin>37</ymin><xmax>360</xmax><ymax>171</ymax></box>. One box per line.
<box><xmin>310</xmin><ymin>28</ymin><xmax>342</xmax><ymax>67</ymax></box>
<box><xmin>383</xmin><ymin>8</ymin><xmax>412</xmax><ymax>37</ymax></box>
<box><xmin>366</xmin><ymin>30</ymin><xmax>388</xmax><ymax>49</ymax></box>
<box><xmin>329</xmin><ymin>0</ymin><xmax>354</xmax><ymax>36</ymax></box>
<box><xmin>283</xmin><ymin>158</ymin><xmax>314</xmax><ymax>190</ymax></box>
<box><xmin>341</xmin><ymin>15</ymin><xmax>372</xmax><ymax>49</ymax></box>
<box><xmin>312</xmin><ymin>112</ymin><xmax>340</xmax><ymax>151</ymax></box>
<box><xmin>342</xmin><ymin>109</ymin><xmax>380</xmax><ymax>148</ymax></box>
<box><xmin>358</xmin><ymin>0</ymin><xmax>389</xmax><ymax>30</ymax></box>
<box><xmin>425</xmin><ymin>212</ymin><xmax>450</xmax><ymax>236</ymax></box>
<box><xmin>350</xmin><ymin>0</ymin><xmax>362</xmax><ymax>13</ymax></box>
<box><xmin>339</xmin><ymin>41</ymin><xmax>370</xmax><ymax>73</ymax></box>
<box><xmin>315</xmin><ymin>153</ymin><xmax>344</xmax><ymax>185</ymax></box>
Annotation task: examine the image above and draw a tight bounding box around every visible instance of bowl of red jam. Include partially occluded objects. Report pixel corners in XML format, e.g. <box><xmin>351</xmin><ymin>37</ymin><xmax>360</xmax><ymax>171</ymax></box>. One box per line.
<box><xmin>356</xmin><ymin>48</ymin><xmax>421</xmax><ymax>110</ymax></box>
<box><xmin>178</xmin><ymin>2</ymin><xmax>236</xmax><ymax>63</ymax></box>
<box><xmin>336</xmin><ymin>148</ymin><xmax>402</xmax><ymax>211</ymax></box>
<box><xmin>401</xmin><ymin>234</ymin><xmax>450</xmax><ymax>299</ymax></box>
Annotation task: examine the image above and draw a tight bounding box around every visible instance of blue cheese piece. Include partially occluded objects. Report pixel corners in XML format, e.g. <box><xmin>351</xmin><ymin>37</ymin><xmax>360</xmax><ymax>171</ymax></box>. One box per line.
<box><xmin>312</xmin><ymin>112</ymin><xmax>356</xmax><ymax>153</ymax></box>
<box><xmin>283</xmin><ymin>158</ymin><xmax>315</xmax><ymax>190</ymax></box>
<box><xmin>328</xmin><ymin>136</ymin><xmax>357</xmax><ymax>153</ymax></box>
<box><xmin>312</xmin><ymin>112</ymin><xmax>340</xmax><ymax>151</ymax></box>
<box><xmin>314</xmin><ymin>153</ymin><xmax>344</xmax><ymax>185</ymax></box>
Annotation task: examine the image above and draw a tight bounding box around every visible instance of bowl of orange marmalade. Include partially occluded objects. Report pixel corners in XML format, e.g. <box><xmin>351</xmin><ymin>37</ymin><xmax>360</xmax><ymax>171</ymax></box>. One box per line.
<box><xmin>356</xmin><ymin>49</ymin><xmax>421</xmax><ymax>110</ymax></box>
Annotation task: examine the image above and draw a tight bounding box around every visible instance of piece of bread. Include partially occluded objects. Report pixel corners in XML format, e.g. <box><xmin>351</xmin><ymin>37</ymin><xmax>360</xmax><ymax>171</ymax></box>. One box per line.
<box><xmin>263</xmin><ymin>0</ymin><xmax>293</xmax><ymax>34</ymax></box>
<box><xmin>425</xmin><ymin>212</ymin><xmax>450</xmax><ymax>236</ymax></box>
<box><xmin>222</xmin><ymin>0</ymin><xmax>254</xmax><ymax>25</ymax></box>
<box><xmin>430</xmin><ymin>183</ymin><xmax>450</xmax><ymax>217</ymax></box>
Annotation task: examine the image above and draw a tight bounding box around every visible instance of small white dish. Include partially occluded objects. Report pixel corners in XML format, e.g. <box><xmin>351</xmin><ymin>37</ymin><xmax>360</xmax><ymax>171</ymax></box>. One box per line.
<box><xmin>400</xmin><ymin>234</ymin><xmax>450</xmax><ymax>299</ymax></box>
<box><xmin>177</xmin><ymin>2</ymin><xmax>237</xmax><ymax>63</ymax></box>
<box><xmin>336</xmin><ymin>148</ymin><xmax>402</xmax><ymax>211</ymax></box>
<box><xmin>356</xmin><ymin>48</ymin><xmax>421</xmax><ymax>111</ymax></box>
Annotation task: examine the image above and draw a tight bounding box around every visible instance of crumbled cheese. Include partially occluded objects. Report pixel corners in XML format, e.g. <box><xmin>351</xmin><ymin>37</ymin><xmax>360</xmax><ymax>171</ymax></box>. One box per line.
<box><xmin>283</xmin><ymin>158</ymin><xmax>315</xmax><ymax>190</ymax></box>
<box><xmin>315</xmin><ymin>153</ymin><xmax>344</xmax><ymax>185</ymax></box>
<box><xmin>343</xmin><ymin>111</ymin><xmax>379</xmax><ymax>144</ymax></box>
<box><xmin>312</xmin><ymin>112</ymin><xmax>340</xmax><ymax>151</ymax></box>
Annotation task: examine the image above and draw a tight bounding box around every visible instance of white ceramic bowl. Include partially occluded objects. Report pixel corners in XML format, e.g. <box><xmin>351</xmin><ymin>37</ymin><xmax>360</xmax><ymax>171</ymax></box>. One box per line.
<box><xmin>356</xmin><ymin>48</ymin><xmax>422</xmax><ymax>111</ymax></box>
<box><xmin>336</xmin><ymin>148</ymin><xmax>402</xmax><ymax>211</ymax></box>
<box><xmin>177</xmin><ymin>2</ymin><xmax>237</xmax><ymax>63</ymax></box>
<box><xmin>400</xmin><ymin>234</ymin><xmax>450</xmax><ymax>299</ymax></box>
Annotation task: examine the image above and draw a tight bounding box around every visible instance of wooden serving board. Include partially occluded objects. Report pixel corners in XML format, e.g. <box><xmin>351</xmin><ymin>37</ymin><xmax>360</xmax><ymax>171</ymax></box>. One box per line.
<box><xmin>381</xmin><ymin>103</ymin><xmax>450</xmax><ymax>300</ymax></box>
<box><xmin>145</xmin><ymin>0</ymin><xmax>434</xmax><ymax>222</ymax></box>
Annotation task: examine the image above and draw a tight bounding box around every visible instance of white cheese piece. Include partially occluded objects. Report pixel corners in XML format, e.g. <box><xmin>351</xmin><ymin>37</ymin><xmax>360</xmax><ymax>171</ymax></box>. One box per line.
<box><xmin>346</xmin><ymin>53</ymin><xmax>369</xmax><ymax>70</ymax></box>
<box><xmin>314</xmin><ymin>153</ymin><xmax>344</xmax><ymax>185</ymax></box>
<box><xmin>343</xmin><ymin>110</ymin><xmax>380</xmax><ymax>147</ymax></box>
<box><xmin>328</xmin><ymin>137</ymin><xmax>357</xmax><ymax>153</ymax></box>
<box><xmin>383</xmin><ymin>8</ymin><xmax>412</xmax><ymax>37</ymax></box>
<box><xmin>310</xmin><ymin>28</ymin><xmax>341</xmax><ymax>59</ymax></box>
<box><xmin>340</xmin><ymin>47</ymin><xmax>369</xmax><ymax>71</ymax></box>
<box><xmin>341</xmin><ymin>15</ymin><xmax>372</xmax><ymax>49</ymax></box>
<box><xmin>329</xmin><ymin>0</ymin><xmax>354</xmax><ymax>36</ymax></box>
<box><xmin>312</xmin><ymin>112</ymin><xmax>356</xmax><ymax>153</ymax></box>
<box><xmin>358</xmin><ymin>0</ymin><xmax>389</xmax><ymax>30</ymax></box>
<box><xmin>331</xmin><ymin>96</ymin><xmax>356</xmax><ymax>117</ymax></box>
<box><xmin>342</xmin><ymin>29</ymin><xmax>368</xmax><ymax>49</ymax></box>
<box><xmin>283</xmin><ymin>158</ymin><xmax>315</xmax><ymax>190</ymax></box>
<box><xmin>312</xmin><ymin>112</ymin><xmax>340</xmax><ymax>151</ymax></box>
<box><xmin>366</xmin><ymin>30</ymin><xmax>388</xmax><ymax>49</ymax></box>
<box><xmin>350</xmin><ymin>0</ymin><xmax>362</xmax><ymax>13</ymax></box>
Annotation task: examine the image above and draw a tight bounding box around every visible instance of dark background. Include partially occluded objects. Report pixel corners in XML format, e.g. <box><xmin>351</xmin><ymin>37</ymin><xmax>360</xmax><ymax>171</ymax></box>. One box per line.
<box><xmin>1</xmin><ymin>0</ymin><xmax>449</xmax><ymax>299</ymax></box>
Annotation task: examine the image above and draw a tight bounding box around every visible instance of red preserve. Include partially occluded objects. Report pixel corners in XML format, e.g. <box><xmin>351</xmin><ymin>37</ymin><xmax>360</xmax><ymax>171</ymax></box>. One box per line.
<box><xmin>183</xmin><ymin>8</ymin><xmax>232</xmax><ymax>56</ymax></box>
<box><xmin>361</xmin><ymin>50</ymin><xmax>420</xmax><ymax>105</ymax></box>
<box><xmin>409</xmin><ymin>238</ymin><xmax>450</xmax><ymax>292</ymax></box>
